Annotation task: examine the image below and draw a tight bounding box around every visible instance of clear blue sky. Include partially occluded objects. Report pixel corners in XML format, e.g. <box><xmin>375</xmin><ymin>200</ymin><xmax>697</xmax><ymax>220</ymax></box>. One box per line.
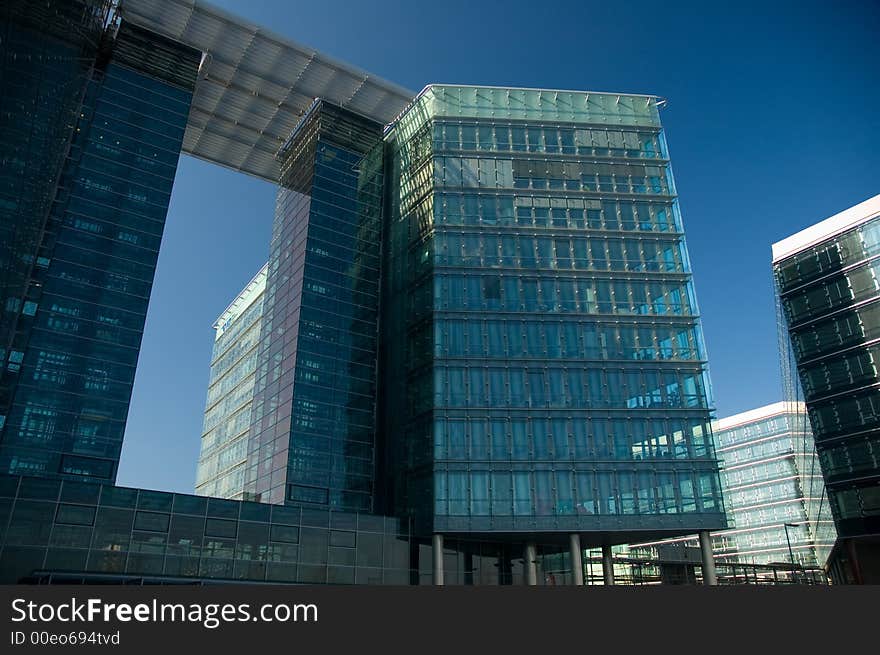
<box><xmin>117</xmin><ymin>0</ymin><xmax>880</xmax><ymax>493</ymax></box>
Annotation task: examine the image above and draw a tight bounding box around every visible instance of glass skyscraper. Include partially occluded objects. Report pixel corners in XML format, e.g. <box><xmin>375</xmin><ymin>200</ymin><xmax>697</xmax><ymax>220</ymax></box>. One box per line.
<box><xmin>191</xmin><ymin>85</ymin><xmax>730</xmax><ymax>583</ymax></box>
<box><xmin>1</xmin><ymin>0</ymin><xmax>105</xmax><ymax>395</ymax></box>
<box><xmin>196</xmin><ymin>265</ymin><xmax>267</xmax><ymax>501</ymax></box>
<box><xmin>0</xmin><ymin>1</ymin><xmax>201</xmax><ymax>483</ymax></box>
<box><xmin>381</xmin><ymin>86</ymin><xmax>726</xmax><ymax>558</ymax></box>
<box><xmin>774</xmin><ymin>194</ymin><xmax>880</xmax><ymax>584</ymax></box>
<box><xmin>242</xmin><ymin>101</ymin><xmax>385</xmax><ymax>512</ymax></box>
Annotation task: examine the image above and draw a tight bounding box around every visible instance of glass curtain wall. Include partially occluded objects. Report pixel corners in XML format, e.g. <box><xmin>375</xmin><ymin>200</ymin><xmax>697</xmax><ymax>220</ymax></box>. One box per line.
<box><xmin>382</xmin><ymin>85</ymin><xmax>726</xmax><ymax>537</ymax></box>
<box><xmin>245</xmin><ymin>101</ymin><xmax>385</xmax><ymax>512</ymax></box>
<box><xmin>0</xmin><ymin>474</ymin><xmax>413</xmax><ymax>585</ymax></box>
<box><xmin>630</xmin><ymin>405</ymin><xmax>836</xmax><ymax>568</ymax></box>
<box><xmin>0</xmin><ymin>0</ymin><xmax>109</xmax><ymax>464</ymax></box>
<box><xmin>196</xmin><ymin>266</ymin><xmax>267</xmax><ymax>500</ymax></box>
<box><xmin>774</xmin><ymin>215</ymin><xmax>880</xmax><ymax>542</ymax></box>
<box><xmin>714</xmin><ymin>408</ymin><xmax>835</xmax><ymax>566</ymax></box>
<box><xmin>0</xmin><ymin>18</ymin><xmax>201</xmax><ymax>483</ymax></box>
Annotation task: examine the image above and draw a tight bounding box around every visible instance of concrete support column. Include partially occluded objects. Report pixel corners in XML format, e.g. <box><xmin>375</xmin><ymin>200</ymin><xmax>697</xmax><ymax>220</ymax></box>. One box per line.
<box><xmin>524</xmin><ymin>541</ymin><xmax>538</xmax><ymax>586</ymax></box>
<box><xmin>432</xmin><ymin>533</ymin><xmax>444</xmax><ymax>586</ymax></box>
<box><xmin>699</xmin><ymin>530</ymin><xmax>718</xmax><ymax>586</ymax></box>
<box><xmin>569</xmin><ymin>533</ymin><xmax>584</xmax><ymax>586</ymax></box>
<box><xmin>602</xmin><ymin>545</ymin><xmax>614</xmax><ymax>585</ymax></box>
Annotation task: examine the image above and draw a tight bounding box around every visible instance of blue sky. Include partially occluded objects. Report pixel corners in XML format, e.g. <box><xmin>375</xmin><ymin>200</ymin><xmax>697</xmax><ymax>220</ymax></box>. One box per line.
<box><xmin>117</xmin><ymin>0</ymin><xmax>880</xmax><ymax>493</ymax></box>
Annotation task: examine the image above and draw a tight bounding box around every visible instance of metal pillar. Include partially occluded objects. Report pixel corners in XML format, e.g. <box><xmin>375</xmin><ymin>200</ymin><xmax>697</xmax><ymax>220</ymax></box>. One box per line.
<box><xmin>699</xmin><ymin>530</ymin><xmax>718</xmax><ymax>586</ymax></box>
<box><xmin>524</xmin><ymin>542</ymin><xmax>538</xmax><ymax>586</ymax></box>
<box><xmin>569</xmin><ymin>534</ymin><xmax>584</xmax><ymax>585</ymax></box>
<box><xmin>602</xmin><ymin>545</ymin><xmax>614</xmax><ymax>585</ymax></box>
<box><xmin>432</xmin><ymin>534</ymin><xmax>444</xmax><ymax>586</ymax></box>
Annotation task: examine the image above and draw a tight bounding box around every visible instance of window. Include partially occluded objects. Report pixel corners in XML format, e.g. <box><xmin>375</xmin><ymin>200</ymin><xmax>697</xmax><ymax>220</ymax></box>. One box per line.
<box><xmin>205</xmin><ymin>518</ymin><xmax>237</xmax><ymax>539</ymax></box>
<box><xmin>133</xmin><ymin>511</ymin><xmax>169</xmax><ymax>532</ymax></box>
<box><xmin>270</xmin><ymin>525</ymin><xmax>299</xmax><ymax>544</ymax></box>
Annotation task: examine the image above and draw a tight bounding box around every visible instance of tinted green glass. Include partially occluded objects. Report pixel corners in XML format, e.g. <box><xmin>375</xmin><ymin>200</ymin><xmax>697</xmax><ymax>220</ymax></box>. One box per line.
<box><xmin>384</xmin><ymin>85</ymin><xmax>725</xmax><ymax>535</ymax></box>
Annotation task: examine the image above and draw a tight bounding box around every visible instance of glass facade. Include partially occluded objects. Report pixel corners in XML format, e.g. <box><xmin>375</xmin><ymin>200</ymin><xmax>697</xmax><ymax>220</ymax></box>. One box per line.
<box><xmin>774</xmin><ymin>198</ymin><xmax>880</xmax><ymax>582</ymax></box>
<box><xmin>196</xmin><ymin>265</ymin><xmax>267</xmax><ymax>500</ymax></box>
<box><xmin>630</xmin><ymin>403</ymin><xmax>836</xmax><ymax>568</ymax></box>
<box><xmin>0</xmin><ymin>473</ymin><xmax>587</xmax><ymax>585</ymax></box>
<box><xmin>0</xmin><ymin>10</ymin><xmax>201</xmax><ymax>483</ymax></box>
<box><xmin>381</xmin><ymin>85</ymin><xmax>726</xmax><ymax>537</ymax></box>
<box><xmin>1</xmin><ymin>0</ymin><xmax>106</xmax><ymax>413</ymax></box>
<box><xmin>0</xmin><ymin>473</ymin><xmax>413</xmax><ymax>584</ymax></box>
<box><xmin>243</xmin><ymin>101</ymin><xmax>385</xmax><ymax>512</ymax></box>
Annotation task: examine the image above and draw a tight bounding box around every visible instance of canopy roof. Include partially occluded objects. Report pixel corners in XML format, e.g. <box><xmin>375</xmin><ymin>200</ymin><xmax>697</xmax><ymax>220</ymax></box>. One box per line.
<box><xmin>119</xmin><ymin>0</ymin><xmax>414</xmax><ymax>181</ymax></box>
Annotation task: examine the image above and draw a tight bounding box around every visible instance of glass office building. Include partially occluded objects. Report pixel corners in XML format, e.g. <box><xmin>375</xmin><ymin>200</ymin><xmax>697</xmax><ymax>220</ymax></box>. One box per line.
<box><xmin>196</xmin><ymin>265</ymin><xmax>267</xmax><ymax>500</ymax></box>
<box><xmin>630</xmin><ymin>402</ymin><xmax>835</xmax><ymax>570</ymax></box>
<box><xmin>0</xmin><ymin>1</ymin><xmax>202</xmax><ymax>483</ymax></box>
<box><xmin>1</xmin><ymin>0</ymin><xmax>106</xmax><ymax>413</ymax></box>
<box><xmin>773</xmin><ymin>194</ymin><xmax>880</xmax><ymax>584</ymax></box>
<box><xmin>242</xmin><ymin>101</ymin><xmax>385</xmax><ymax>512</ymax></box>
<box><xmin>381</xmin><ymin>86</ymin><xmax>726</xmax><ymax>558</ymax></box>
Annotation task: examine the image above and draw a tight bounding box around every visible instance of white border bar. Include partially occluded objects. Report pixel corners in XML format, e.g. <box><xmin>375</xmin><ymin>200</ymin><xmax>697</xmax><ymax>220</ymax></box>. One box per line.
<box><xmin>713</xmin><ymin>401</ymin><xmax>805</xmax><ymax>432</ymax></box>
<box><xmin>771</xmin><ymin>194</ymin><xmax>880</xmax><ymax>263</ymax></box>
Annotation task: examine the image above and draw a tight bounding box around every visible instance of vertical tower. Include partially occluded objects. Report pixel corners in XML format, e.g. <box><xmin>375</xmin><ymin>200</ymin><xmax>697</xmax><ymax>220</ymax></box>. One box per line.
<box><xmin>1</xmin><ymin>0</ymin><xmax>107</xmax><ymax>386</ymax></box>
<box><xmin>0</xmin><ymin>2</ymin><xmax>202</xmax><ymax>482</ymax></box>
<box><xmin>0</xmin><ymin>0</ymin><xmax>109</xmax><ymax>471</ymax></box>
<box><xmin>196</xmin><ymin>265</ymin><xmax>267</xmax><ymax>500</ymax></box>
<box><xmin>713</xmin><ymin>403</ymin><xmax>835</xmax><ymax>567</ymax></box>
<box><xmin>244</xmin><ymin>100</ymin><xmax>385</xmax><ymax>511</ymax></box>
<box><xmin>382</xmin><ymin>86</ymin><xmax>726</xmax><ymax>550</ymax></box>
<box><xmin>773</xmin><ymin>194</ymin><xmax>880</xmax><ymax>583</ymax></box>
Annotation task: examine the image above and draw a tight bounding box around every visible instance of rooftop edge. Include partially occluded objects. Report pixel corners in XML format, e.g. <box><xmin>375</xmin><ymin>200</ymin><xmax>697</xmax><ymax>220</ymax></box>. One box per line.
<box><xmin>771</xmin><ymin>194</ymin><xmax>880</xmax><ymax>264</ymax></box>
